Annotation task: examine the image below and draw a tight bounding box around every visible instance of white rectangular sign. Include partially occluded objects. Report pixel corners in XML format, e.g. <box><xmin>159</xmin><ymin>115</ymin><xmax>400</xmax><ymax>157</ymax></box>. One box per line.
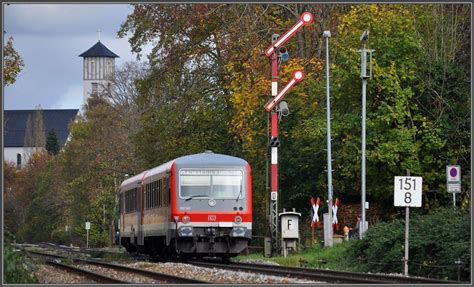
<box><xmin>394</xmin><ymin>176</ymin><xmax>422</xmax><ymax>207</ymax></box>
<box><xmin>85</xmin><ymin>221</ymin><xmax>91</xmax><ymax>230</ymax></box>
<box><xmin>448</xmin><ymin>183</ymin><xmax>461</xmax><ymax>193</ymax></box>
<box><xmin>271</xmin><ymin>191</ymin><xmax>278</xmax><ymax>201</ymax></box>
<box><xmin>271</xmin><ymin>147</ymin><xmax>278</xmax><ymax>164</ymax></box>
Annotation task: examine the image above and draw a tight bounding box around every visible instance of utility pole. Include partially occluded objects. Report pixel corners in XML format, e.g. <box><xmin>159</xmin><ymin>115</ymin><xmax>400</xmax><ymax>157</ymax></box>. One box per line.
<box><xmin>359</xmin><ymin>30</ymin><xmax>373</xmax><ymax>238</ymax></box>
<box><xmin>323</xmin><ymin>30</ymin><xmax>333</xmax><ymax>247</ymax></box>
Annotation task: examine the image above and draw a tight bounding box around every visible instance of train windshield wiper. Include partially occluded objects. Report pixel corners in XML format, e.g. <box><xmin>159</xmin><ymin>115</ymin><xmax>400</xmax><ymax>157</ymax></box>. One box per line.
<box><xmin>184</xmin><ymin>194</ymin><xmax>208</xmax><ymax>201</ymax></box>
<box><xmin>235</xmin><ymin>179</ymin><xmax>243</xmax><ymax>202</ymax></box>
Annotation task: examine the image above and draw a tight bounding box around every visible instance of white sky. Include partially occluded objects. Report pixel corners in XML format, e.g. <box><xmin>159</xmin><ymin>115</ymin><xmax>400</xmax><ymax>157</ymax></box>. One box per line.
<box><xmin>4</xmin><ymin>3</ymin><xmax>153</xmax><ymax>110</ymax></box>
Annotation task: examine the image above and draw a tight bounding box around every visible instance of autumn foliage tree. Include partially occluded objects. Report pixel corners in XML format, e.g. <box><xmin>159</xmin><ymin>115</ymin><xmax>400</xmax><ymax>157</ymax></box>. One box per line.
<box><xmin>3</xmin><ymin>36</ymin><xmax>24</xmax><ymax>86</ymax></box>
<box><xmin>4</xmin><ymin>4</ymin><xmax>469</xmax><ymax>252</ymax></box>
<box><xmin>118</xmin><ymin>4</ymin><xmax>470</xmax><ymax>233</ymax></box>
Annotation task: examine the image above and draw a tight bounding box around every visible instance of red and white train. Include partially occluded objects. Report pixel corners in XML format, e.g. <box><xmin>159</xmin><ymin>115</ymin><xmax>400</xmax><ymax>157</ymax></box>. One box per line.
<box><xmin>118</xmin><ymin>151</ymin><xmax>252</xmax><ymax>261</ymax></box>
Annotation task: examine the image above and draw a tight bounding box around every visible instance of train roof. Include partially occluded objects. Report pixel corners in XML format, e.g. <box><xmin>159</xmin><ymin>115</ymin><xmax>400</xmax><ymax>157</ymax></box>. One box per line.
<box><xmin>173</xmin><ymin>151</ymin><xmax>248</xmax><ymax>167</ymax></box>
<box><xmin>144</xmin><ymin>159</ymin><xmax>174</xmax><ymax>180</ymax></box>
<box><xmin>119</xmin><ymin>170</ymin><xmax>148</xmax><ymax>190</ymax></box>
<box><xmin>118</xmin><ymin>151</ymin><xmax>248</xmax><ymax>190</ymax></box>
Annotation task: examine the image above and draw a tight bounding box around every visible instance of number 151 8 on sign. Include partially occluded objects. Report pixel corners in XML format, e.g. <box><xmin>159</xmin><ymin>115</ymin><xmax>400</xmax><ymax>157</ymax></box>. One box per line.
<box><xmin>394</xmin><ymin>176</ymin><xmax>422</xmax><ymax>207</ymax></box>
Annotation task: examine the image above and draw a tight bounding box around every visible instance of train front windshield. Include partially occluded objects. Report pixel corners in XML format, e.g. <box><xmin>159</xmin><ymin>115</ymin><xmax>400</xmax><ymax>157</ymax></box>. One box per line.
<box><xmin>179</xmin><ymin>169</ymin><xmax>244</xmax><ymax>199</ymax></box>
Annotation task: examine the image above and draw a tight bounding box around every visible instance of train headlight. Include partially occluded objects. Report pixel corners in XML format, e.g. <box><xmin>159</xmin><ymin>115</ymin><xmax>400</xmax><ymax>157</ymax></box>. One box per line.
<box><xmin>182</xmin><ymin>215</ymin><xmax>190</xmax><ymax>224</ymax></box>
<box><xmin>234</xmin><ymin>215</ymin><xmax>242</xmax><ymax>224</ymax></box>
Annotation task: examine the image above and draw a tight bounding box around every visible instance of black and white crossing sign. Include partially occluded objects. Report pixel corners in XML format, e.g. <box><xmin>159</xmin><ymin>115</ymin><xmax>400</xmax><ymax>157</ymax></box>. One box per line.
<box><xmin>394</xmin><ymin>176</ymin><xmax>422</xmax><ymax>207</ymax></box>
<box><xmin>446</xmin><ymin>165</ymin><xmax>461</xmax><ymax>193</ymax></box>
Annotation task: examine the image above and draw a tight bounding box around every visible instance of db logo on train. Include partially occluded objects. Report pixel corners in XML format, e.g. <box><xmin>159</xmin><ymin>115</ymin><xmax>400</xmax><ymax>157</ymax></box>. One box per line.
<box><xmin>208</xmin><ymin>215</ymin><xmax>217</xmax><ymax>221</ymax></box>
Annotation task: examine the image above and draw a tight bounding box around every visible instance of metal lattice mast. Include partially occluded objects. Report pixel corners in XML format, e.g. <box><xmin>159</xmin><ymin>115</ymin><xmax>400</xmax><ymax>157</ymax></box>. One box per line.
<box><xmin>270</xmin><ymin>44</ymin><xmax>280</xmax><ymax>253</ymax></box>
<box><xmin>265</xmin><ymin>13</ymin><xmax>313</xmax><ymax>256</ymax></box>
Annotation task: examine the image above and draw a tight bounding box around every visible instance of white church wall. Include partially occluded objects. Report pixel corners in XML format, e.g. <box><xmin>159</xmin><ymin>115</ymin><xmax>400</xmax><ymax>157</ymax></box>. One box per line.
<box><xmin>4</xmin><ymin>147</ymin><xmax>37</xmax><ymax>169</ymax></box>
<box><xmin>83</xmin><ymin>79</ymin><xmax>113</xmax><ymax>104</ymax></box>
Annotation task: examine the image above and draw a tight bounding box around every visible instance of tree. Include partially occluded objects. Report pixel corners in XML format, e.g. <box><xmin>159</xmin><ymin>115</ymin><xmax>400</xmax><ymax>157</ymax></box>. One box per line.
<box><xmin>33</xmin><ymin>106</ymin><xmax>46</xmax><ymax>149</ymax></box>
<box><xmin>46</xmin><ymin>129</ymin><xmax>60</xmax><ymax>155</ymax></box>
<box><xmin>102</xmin><ymin>61</ymin><xmax>150</xmax><ymax>138</ymax></box>
<box><xmin>3</xmin><ymin>36</ymin><xmax>24</xmax><ymax>86</ymax></box>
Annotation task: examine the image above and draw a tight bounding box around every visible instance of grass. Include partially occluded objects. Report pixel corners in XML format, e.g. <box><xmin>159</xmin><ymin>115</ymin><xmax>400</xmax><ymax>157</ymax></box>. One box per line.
<box><xmin>236</xmin><ymin>240</ymin><xmax>360</xmax><ymax>272</ymax></box>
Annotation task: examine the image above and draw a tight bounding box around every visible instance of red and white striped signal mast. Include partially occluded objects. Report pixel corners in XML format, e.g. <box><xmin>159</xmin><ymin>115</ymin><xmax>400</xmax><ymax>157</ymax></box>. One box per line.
<box><xmin>264</xmin><ymin>12</ymin><xmax>313</xmax><ymax>255</ymax></box>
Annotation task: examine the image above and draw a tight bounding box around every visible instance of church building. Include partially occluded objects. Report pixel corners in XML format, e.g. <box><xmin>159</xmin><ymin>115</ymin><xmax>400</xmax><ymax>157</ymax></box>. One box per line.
<box><xmin>4</xmin><ymin>39</ymin><xmax>119</xmax><ymax>169</ymax></box>
<box><xmin>79</xmin><ymin>40</ymin><xmax>119</xmax><ymax>104</ymax></box>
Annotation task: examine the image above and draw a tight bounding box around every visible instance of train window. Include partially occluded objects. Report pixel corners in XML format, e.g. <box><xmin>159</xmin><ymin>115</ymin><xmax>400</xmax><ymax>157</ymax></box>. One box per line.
<box><xmin>147</xmin><ymin>184</ymin><xmax>150</xmax><ymax>209</ymax></box>
<box><xmin>212</xmin><ymin>175</ymin><xmax>242</xmax><ymax>198</ymax></box>
<box><xmin>129</xmin><ymin>189</ymin><xmax>132</xmax><ymax>213</ymax></box>
<box><xmin>179</xmin><ymin>170</ymin><xmax>243</xmax><ymax>199</ymax></box>
<box><xmin>166</xmin><ymin>177</ymin><xmax>171</xmax><ymax>206</ymax></box>
<box><xmin>180</xmin><ymin>174</ymin><xmax>211</xmax><ymax>198</ymax></box>
<box><xmin>130</xmin><ymin>189</ymin><xmax>133</xmax><ymax>212</ymax></box>
<box><xmin>135</xmin><ymin>188</ymin><xmax>139</xmax><ymax>211</ymax></box>
<box><xmin>151</xmin><ymin>181</ymin><xmax>156</xmax><ymax>208</ymax></box>
<box><xmin>158</xmin><ymin>179</ymin><xmax>162</xmax><ymax>207</ymax></box>
<box><xmin>156</xmin><ymin>180</ymin><xmax>159</xmax><ymax>207</ymax></box>
<box><xmin>125</xmin><ymin>191</ymin><xmax>128</xmax><ymax>213</ymax></box>
<box><xmin>163</xmin><ymin>178</ymin><xmax>167</xmax><ymax>207</ymax></box>
<box><xmin>124</xmin><ymin>190</ymin><xmax>129</xmax><ymax>213</ymax></box>
<box><xmin>145</xmin><ymin>185</ymin><xmax>148</xmax><ymax>209</ymax></box>
<box><xmin>151</xmin><ymin>182</ymin><xmax>155</xmax><ymax>208</ymax></box>
<box><xmin>154</xmin><ymin>181</ymin><xmax>159</xmax><ymax>207</ymax></box>
<box><xmin>149</xmin><ymin>184</ymin><xmax>152</xmax><ymax>208</ymax></box>
<box><xmin>133</xmin><ymin>188</ymin><xmax>137</xmax><ymax>211</ymax></box>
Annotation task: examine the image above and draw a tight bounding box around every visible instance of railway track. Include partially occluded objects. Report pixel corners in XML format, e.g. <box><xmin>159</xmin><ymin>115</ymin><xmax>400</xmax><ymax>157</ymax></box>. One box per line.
<box><xmin>46</xmin><ymin>259</ymin><xmax>127</xmax><ymax>283</ymax></box>
<box><xmin>27</xmin><ymin>250</ymin><xmax>209</xmax><ymax>284</ymax></box>
<box><xmin>25</xmin><ymin>244</ymin><xmax>463</xmax><ymax>284</ymax></box>
<box><xmin>36</xmin><ymin>242</ymin><xmax>128</xmax><ymax>259</ymax></box>
<box><xmin>190</xmin><ymin>259</ymin><xmax>461</xmax><ymax>284</ymax></box>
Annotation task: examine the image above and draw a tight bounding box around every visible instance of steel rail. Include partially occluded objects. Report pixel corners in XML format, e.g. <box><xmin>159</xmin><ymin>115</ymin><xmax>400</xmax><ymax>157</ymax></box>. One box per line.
<box><xmin>190</xmin><ymin>260</ymin><xmax>383</xmax><ymax>284</ymax></box>
<box><xmin>74</xmin><ymin>258</ymin><xmax>210</xmax><ymax>284</ymax></box>
<box><xmin>234</xmin><ymin>261</ymin><xmax>461</xmax><ymax>284</ymax></box>
<box><xmin>27</xmin><ymin>250</ymin><xmax>67</xmax><ymax>259</ymax></box>
<box><xmin>28</xmin><ymin>250</ymin><xmax>210</xmax><ymax>284</ymax></box>
<box><xmin>190</xmin><ymin>260</ymin><xmax>460</xmax><ymax>284</ymax></box>
<box><xmin>38</xmin><ymin>242</ymin><xmax>125</xmax><ymax>258</ymax></box>
<box><xmin>46</xmin><ymin>259</ymin><xmax>128</xmax><ymax>284</ymax></box>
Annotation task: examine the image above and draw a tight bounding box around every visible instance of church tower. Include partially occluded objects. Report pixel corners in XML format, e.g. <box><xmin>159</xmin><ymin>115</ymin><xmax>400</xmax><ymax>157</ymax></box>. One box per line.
<box><xmin>79</xmin><ymin>40</ymin><xmax>119</xmax><ymax>105</ymax></box>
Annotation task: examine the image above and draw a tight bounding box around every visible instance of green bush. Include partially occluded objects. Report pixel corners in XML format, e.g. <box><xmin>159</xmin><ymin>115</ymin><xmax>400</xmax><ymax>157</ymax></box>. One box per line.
<box><xmin>4</xmin><ymin>245</ymin><xmax>38</xmax><ymax>283</ymax></box>
<box><xmin>51</xmin><ymin>228</ymin><xmax>72</xmax><ymax>245</ymax></box>
<box><xmin>347</xmin><ymin>207</ymin><xmax>470</xmax><ymax>281</ymax></box>
<box><xmin>90</xmin><ymin>231</ymin><xmax>111</xmax><ymax>248</ymax></box>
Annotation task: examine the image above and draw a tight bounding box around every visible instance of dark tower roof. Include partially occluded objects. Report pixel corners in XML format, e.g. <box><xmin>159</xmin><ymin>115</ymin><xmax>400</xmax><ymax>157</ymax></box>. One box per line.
<box><xmin>79</xmin><ymin>41</ymin><xmax>119</xmax><ymax>58</ymax></box>
<box><xmin>4</xmin><ymin>109</ymin><xmax>79</xmax><ymax>147</ymax></box>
